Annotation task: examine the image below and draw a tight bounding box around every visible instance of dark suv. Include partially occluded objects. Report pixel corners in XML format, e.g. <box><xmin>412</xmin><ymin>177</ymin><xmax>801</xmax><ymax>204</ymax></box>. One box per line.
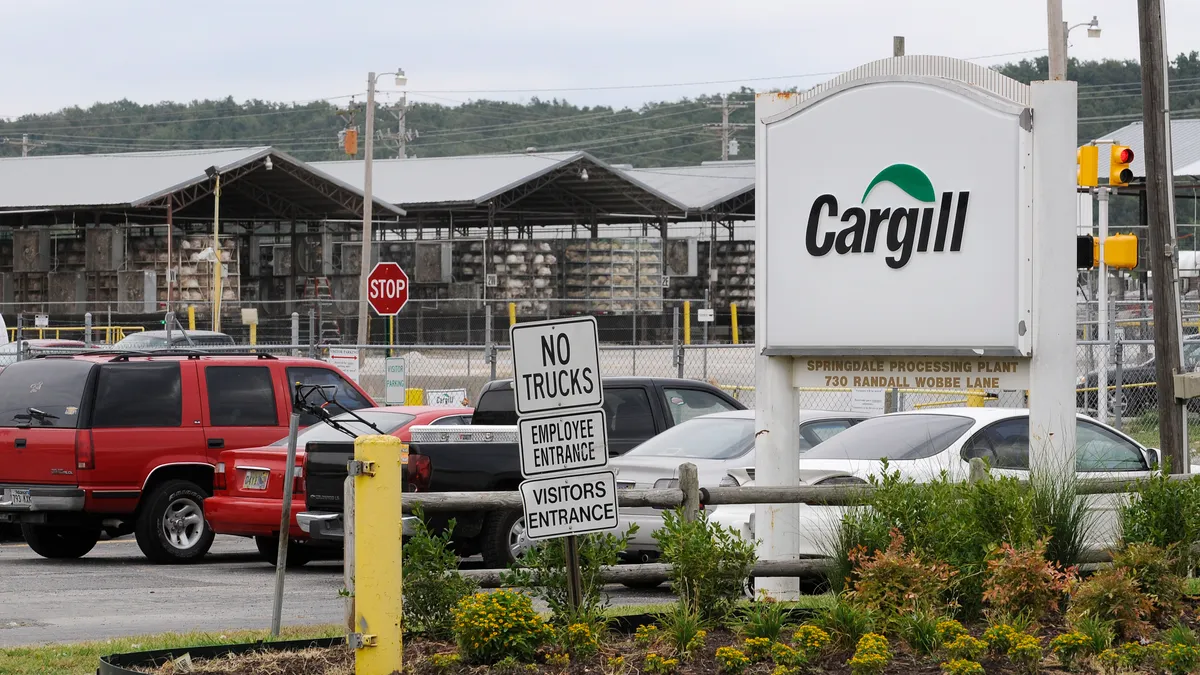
<box><xmin>0</xmin><ymin>351</ymin><xmax>375</xmax><ymax>563</ymax></box>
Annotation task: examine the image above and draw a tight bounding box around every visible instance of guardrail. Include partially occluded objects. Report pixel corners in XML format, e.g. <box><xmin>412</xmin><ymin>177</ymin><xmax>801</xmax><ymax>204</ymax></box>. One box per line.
<box><xmin>396</xmin><ymin>462</ymin><xmax>1195</xmax><ymax>587</ymax></box>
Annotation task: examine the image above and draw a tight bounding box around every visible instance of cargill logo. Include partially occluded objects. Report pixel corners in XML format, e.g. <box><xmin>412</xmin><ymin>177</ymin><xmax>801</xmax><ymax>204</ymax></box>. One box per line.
<box><xmin>805</xmin><ymin>163</ymin><xmax>970</xmax><ymax>270</ymax></box>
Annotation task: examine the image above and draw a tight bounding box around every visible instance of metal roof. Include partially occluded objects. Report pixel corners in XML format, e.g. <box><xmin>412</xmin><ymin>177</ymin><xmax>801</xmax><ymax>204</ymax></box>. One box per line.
<box><xmin>1086</xmin><ymin>120</ymin><xmax>1200</xmax><ymax>179</ymax></box>
<box><xmin>622</xmin><ymin>161</ymin><xmax>755</xmax><ymax>213</ymax></box>
<box><xmin>0</xmin><ymin>146</ymin><xmax>403</xmax><ymax>222</ymax></box>
<box><xmin>315</xmin><ymin>150</ymin><xmax>689</xmax><ymax>226</ymax></box>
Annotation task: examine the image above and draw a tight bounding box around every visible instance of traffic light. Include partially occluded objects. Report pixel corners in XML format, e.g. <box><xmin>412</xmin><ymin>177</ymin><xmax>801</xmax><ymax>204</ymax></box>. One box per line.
<box><xmin>1077</xmin><ymin>145</ymin><xmax>1099</xmax><ymax>187</ymax></box>
<box><xmin>1077</xmin><ymin>235</ymin><xmax>1095</xmax><ymax>268</ymax></box>
<box><xmin>1110</xmin><ymin>145</ymin><xmax>1134</xmax><ymax>186</ymax></box>
<box><xmin>342</xmin><ymin>127</ymin><xmax>359</xmax><ymax>156</ymax></box>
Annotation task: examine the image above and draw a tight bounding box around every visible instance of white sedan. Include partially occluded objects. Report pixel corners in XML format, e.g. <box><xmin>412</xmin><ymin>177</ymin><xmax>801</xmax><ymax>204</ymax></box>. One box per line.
<box><xmin>708</xmin><ymin>407</ymin><xmax>1167</xmax><ymax>557</ymax></box>
<box><xmin>610</xmin><ymin>408</ymin><xmax>871</xmax><ymax>558</ymax></box>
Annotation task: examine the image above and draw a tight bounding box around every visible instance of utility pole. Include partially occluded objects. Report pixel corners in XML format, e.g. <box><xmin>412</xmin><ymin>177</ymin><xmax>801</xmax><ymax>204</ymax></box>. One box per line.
<box><xmin>1138</xmin><ymin>0</ymin><xmax>1187</xmax><ymax>472</ymax></box>
<box><xmin>2</xmin><ymin>134</ymin><xmax>45</xmax><ymax>157</ymax></box>
<box><xmin>1048</xmin><ymin>0</ymin><xmax>1067</xmax><ymax>80</ymax></box>
<box><xmin>706</xmin><ymin>95</ymin><xmax>751</xmax><ymax>161</ymax></box>
<box><xmin>893</xmin><ymin>36</ymin><xmax>905</xmax><ymax>57</ymax></box>
<box><xmin>358</xmin><ymin>71</ymin><xmax>378</xmax><ymax>347</ymax></box>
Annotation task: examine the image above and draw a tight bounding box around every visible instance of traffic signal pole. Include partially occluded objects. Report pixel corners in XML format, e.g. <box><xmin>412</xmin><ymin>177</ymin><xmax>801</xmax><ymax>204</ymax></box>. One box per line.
<box><xmin>1097</xmin><ymin>186</ymin><xmax>1110</xmax><ymax>424</ymax></box>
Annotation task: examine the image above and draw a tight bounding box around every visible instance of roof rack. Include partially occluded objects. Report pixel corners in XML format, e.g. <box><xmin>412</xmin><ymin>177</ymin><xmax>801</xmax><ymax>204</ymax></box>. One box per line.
<box><xmin>94</xmin><ymin>350</ymin><xmax>280</xmax><ymax>362</ymax></box>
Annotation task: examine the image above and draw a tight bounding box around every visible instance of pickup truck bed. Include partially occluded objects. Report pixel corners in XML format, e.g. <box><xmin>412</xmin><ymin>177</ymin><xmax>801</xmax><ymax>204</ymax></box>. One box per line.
<box><xmin>297</xmin><ymin>376</ymin><xmax>746</xmax><ymax>567</ymax></box>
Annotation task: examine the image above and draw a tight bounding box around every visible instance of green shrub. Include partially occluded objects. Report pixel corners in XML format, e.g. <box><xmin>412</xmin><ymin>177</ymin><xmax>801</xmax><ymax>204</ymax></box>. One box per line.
<box><xmin>715</xmin><ymin>647</ymin><xmax>750</xmax><ymax>674</ymax></box>
<box><xmin>738</xmin><ymin>592</ymin><xmax>790</xmax><ymax>641</ymax></box>
<box><xmin>846</xmin><ymin>528</ymin><xmax>956</xmax><ymax>622</ymax></box>
<box><xmin>792</xmin><ymin>624</ymin><xmax>832</xmax><ymax>662</ymax></box>
<box><xmin>644</xmin><ymin>653</ymin><xmax>678</xmax><ymax>675</ymax></box>
<box><xmin>655</xmin><ymin>602</ymin><xmax>706</xmax><ymax>660</ymax></box>
<box><xmin>634</xmin><ymin>623</ymin><xmax>659</xmax><ymax>647</ymax></box>
<box><xmin>896</xmin><ymin>610</ymin><xmax>942</xmax><ymax>656</ymax></box>
<box><xmin>1070</xmin><ymin>615</ymin><xmax>1114</xmax><ymax>656</ymax></box>
<box><xmin>1067</xmin><ymin>567</ymin><xmax>1153</xmax><ymax>640</ymax></box>
<box><xmin>402</xmin><ymin>507</ymin><xmax>478</xmax><ymax>638</ymax></box>
<box><xmin>1110</xmin><ymin>541</ymin><xmax>1185</xmax><ymax>622</ymax></box>
<box><xmin>982</xmin><ymin>624</ymin><xmax>1022</xmax><ymax>655</ymax></box>
<box><xmin>544</xmin><ymin>651</ymin><xmax>570</xmax><ymax>668</ymax></box>
<box><xmin>653</xmin><ymin>508</ymin><xmax>757</xmax><ymax>624</ymax></box>
<box><xmin>940</xmin><ymin>659</ymin><xmax>985</xmax><ymax>675</ymax></box>
<box><xmin>1049</xmin><ymin>631</ymin><xmax>1090</xmax><ymax>671</ymax></box>
<box><xmin>1165</xmin><ymin>621</ymin><xmax>1200</xmax><ymax>648</ymax></box>
<box><xmin>771</xmin><ymin>642</ymin><xmax>803</xmax><ymax>668</ymax></box>
<box><xmin>502</xmin><ymin>525</ymin><xmax>636</xmax><ymax>626</ymax></box>
<box><xmin>1119</xmin><ymin>471</ymin><xmax>1200</xmax><ymax>571</ymax></box>
<box><xmin>562</xmin><ymin>622</ymin><xmax>600</xmax><ymax>659</ymax></box>
<box><xmin>429</xmin><ymin>652</ymin><xmax>461</xmax><ymax>672</ymax></box>
<box><xmin>743</xmin><ymin>637</ymin><xmax>771</xmax><ymax>663</ymax></box>
<box><xmin>981</xmin><ymin>539</ymin><xmax>1076</xmax><ymax>623</ymax></box>
<box><xmin>451</xmin><ymin>590</ymin><xmax>553</xmax><ymax>664</ymax></box>
<box><xmin>935</xmin><ymin>619</ymin><xmax>968</xmax><ymax>644</ymax></box>
<box><xmin>1161</xmin><ymin>643</ymin><xmax>1200</xmax><ymax>675</ymax></box>
<box><xmin>1029</xmin><ymin>467</ymin><xmax>1092</xmax><ymax>570</ymax></box>
<box><xmin>813</xmin><ymin>596</ymin><xmax>877</xmax><ymax>650</ymax></box>
<box><xmin>1096</xmin><ymin>647</ymin><xmax>1122</xmax><ymax>675</ymax></box>
<box><xmin>847</xmin><ymin>633</ymin><xmax>892</xmax><ymax>675</ymax></box>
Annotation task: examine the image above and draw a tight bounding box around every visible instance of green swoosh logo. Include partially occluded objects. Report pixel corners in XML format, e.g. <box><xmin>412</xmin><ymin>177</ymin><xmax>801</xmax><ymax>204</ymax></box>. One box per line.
<box><xmin>861</xmin><ymin>164</ymin><xmax>937</xmax><ymax>203</ymax></box>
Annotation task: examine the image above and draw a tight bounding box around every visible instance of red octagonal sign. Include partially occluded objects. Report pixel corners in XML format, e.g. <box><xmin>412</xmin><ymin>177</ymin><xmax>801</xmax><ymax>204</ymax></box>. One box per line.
<box><xmin>366</xmin><ymin>262</ymin><xmax>410</xmax><ymax>316</ymax></box>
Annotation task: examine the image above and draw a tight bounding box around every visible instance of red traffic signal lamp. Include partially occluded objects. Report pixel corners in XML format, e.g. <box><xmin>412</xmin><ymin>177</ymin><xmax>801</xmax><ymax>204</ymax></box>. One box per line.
<box><xmin>1110</xmin><ymin>145</ymin><xmax>1134</xmax><ymax>186</ymax></box>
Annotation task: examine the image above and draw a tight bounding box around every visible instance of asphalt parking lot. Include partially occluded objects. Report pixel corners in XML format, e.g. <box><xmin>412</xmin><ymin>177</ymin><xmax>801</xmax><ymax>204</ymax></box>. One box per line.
<box><xmin>0</xmin><ymin>535</ymin><xmax>673</xmax><ymax>647</ymax></box>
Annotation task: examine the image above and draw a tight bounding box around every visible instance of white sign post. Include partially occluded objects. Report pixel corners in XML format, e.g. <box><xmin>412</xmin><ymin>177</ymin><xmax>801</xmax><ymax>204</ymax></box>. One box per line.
<box><xmin>754</xmin><ymin>57</ymin><xmax>1076</xmax><ymax>600</ymax></box>
<box><xmin>509</xmin><ymin>316</ymin><xmax>616</xmax><ymax>611</ymax></box>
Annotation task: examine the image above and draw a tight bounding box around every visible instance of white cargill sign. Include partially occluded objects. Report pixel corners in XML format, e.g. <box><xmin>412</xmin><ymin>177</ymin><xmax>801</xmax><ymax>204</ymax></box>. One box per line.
<box><xmin>519</xmin><ymin>471</ymin><xmax>620</xmax><ymax>539</ymax></box>
<box><xmin>519</xmin><ymin>409</ymin><xmax>609</xmax><ymax>477</ymax></box>
<box><xmin>762</xmin><ymin>77</ymin><xmax>1032</xmax><ymax>356</ymax></box>
<box><xmin>510</xmin><ymin>316</ymin><xmax>603</xmax><ymax>416</ymax></box>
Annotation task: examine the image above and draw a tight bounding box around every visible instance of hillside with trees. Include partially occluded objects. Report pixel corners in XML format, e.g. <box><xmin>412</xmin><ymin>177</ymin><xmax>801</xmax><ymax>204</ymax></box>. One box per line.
<box><xmin>1</xmin><ymin>54</ymin><xmax>1198</xmax><ymax>168</ymax></box>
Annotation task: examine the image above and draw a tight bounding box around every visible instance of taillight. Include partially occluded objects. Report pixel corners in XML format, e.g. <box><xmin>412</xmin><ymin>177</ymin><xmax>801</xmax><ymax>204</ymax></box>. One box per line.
<box><xmin>407</xmin><ymin>455</ymin><xmax>432</xmax><ymax>492</ymax></box>
<box><xmin>214</xmin><ymin>462</ymin><xmax>227</xmax><ymax>490</ymax></box>
<box><xmin>75</xmin><ymin>430</ymin><xmax>95</xmax><ymax>470</ymax></box>
<box><xmin>292</xmin><ymin>466</ymin><xmax>305</xmax><ymax>495</ymax></box>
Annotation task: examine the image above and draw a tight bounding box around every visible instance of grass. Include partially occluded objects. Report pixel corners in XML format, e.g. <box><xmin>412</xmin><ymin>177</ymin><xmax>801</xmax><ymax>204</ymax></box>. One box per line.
<box><xmin>602</xmin><ymin>593</ymin><xmax>835</xmax><ymax>619</ymax></box>
<box><xmin>0</xmin><ymin>624</ymin><xmax>341</xmax><ymax>675</ymax></box>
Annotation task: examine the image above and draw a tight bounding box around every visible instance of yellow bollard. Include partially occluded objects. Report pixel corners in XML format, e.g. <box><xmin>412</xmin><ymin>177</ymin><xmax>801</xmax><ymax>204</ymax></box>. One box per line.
<box><xmin>683</xmin><ymin>301</ymin><xmax>691</xmax><ymax>346</ymax></box>
<box><xmin>404</xmin><ymin>388</ymin><xmax>424</xmax><ymax>405</ymax></box>
<box><xmin>353</xmin><ymin>434</ymin><xmax>404</xmax><ymax>675</ymax></box>
<box><xmin>250</xmin><ymin>323</ymin><xmax>257</xmax><ymax>346</ymax></box>
<box><xmin>187</xmin><ymin>305</ymin><xmax>196</xmax><ymax>331</ymax></box>
<box><xmin>967</xmin><ymin>390</ymin><xmax>985</xmax><ymax>407</ymax></box>
<box><xmin>731</xmin><ymin>303</ymin><xmax>740</xmax><ymax>345</ymax></box>
<box><xmin>508</xmin><ymin>302</ymin><xmax>517</xmax><ymax>327</ymax></box>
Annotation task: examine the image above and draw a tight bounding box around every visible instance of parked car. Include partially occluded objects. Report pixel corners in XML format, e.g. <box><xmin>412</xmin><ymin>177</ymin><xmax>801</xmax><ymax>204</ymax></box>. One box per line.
<box><xmin>0</xmin><ymin>351</ymin><xmax>375</xmax><ymax>563</ymax></box>
<box><xmin>0</xmin><ymin>339</ymin><xmax>94</xmax><ymax>368</ymax></box>
<box><xmin>1076</xmin><ymin>336</ymin><xmax>1200</xmax><ymax>416</ymax></box>
<box><xmin>611</xmin><ymin>409</ymin><xmax>871</xmax><ymax>561</ymax></box>
<box><xmin>706</xmin><ymin>407</ymin><xmax>1174</xmax><ymax>558</ymax></box>
<box><xmin>206</xmin><ymin>405</ymin><xmax>473</xmax><ymax>567</ymax></box>
<box><xmin>111</xmin><ymin>330</ymin><xmax>235</xmax><ymax>350</ymax></box>
<box><xmin>297</xmin><ymin>376</ymin><xmax>748</xmax><ymax>568</ymax></box>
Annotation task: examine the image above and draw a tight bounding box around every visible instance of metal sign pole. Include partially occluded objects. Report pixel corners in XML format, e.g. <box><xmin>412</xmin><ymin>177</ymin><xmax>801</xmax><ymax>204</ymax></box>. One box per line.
<box><xmin>270</xmin><ymin>411</ymin><xmax>301</xmax><ymax>637</ymax></box>
<box><xmin>564</xmin><ymin>535</ymin><xmax>583</xmax><ymax>611</ymax></box>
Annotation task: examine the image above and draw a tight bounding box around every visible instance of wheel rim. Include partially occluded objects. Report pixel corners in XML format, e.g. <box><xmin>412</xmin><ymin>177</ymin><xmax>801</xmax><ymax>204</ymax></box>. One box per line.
<box><xmin>508</xmin><ymin>516</ymin><xmax>533</xmax><ymax>560</ymax></box>
<box><xmin>161</xmin><ymin>497</ymin><xmax>204</xmax><ymax>550</ymax></box>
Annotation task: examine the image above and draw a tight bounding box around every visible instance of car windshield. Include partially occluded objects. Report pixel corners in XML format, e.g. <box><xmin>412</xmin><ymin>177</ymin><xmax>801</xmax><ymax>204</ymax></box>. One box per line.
<box><xmin>623</xmin><ymin>416</ymin><xmax>754</xmax><ymax>460</ymax></box>
<box><xmin>802</xmin><ymin>414</ymin><xmax>975</xmax><ymax>461</ymax></box>
<box><xmin>272</xmin><ymin>411</ymin><xmax>416</xmax><ymax>446</ymax></box>
<box><xmin>112</xmin><ymin>334</ymin><xmax>170</xmax><ymax>349</ymax></box>
<box><xmin>0</xmin><ymin>359</ymin><xmax>94</xmax><ymax>428</ymax></box>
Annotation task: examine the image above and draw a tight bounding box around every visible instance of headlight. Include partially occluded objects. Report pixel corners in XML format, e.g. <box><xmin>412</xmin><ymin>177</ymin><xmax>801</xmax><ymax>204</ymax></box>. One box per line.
<box><xmin>654</xmin><ymin>478</ymin><xmax>680</xmax><ymax>489</ymax></box>
<box><xmin>719</xmin><ymin>474</ymin><xmax>740</xmax><ymax>488</ymax></box>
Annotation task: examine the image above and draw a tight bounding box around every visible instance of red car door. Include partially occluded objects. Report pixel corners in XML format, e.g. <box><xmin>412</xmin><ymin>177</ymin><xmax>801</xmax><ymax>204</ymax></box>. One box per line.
<box><xmin>197</xmin><ymin>361</ymin><xmax>288</xmax><ymax>461</ymax></box>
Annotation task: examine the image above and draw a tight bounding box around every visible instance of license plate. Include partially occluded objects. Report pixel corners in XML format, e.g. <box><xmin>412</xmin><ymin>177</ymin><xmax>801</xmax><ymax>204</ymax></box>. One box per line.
<box><xmin>242</xmin><ymin>470</ymin><xmax>269</xmax><ymax>490</ymax></box>
<box><xmin>5</xmin><ymin>489</ymin><xmax>31</xmax><ymax>506</ymax></box>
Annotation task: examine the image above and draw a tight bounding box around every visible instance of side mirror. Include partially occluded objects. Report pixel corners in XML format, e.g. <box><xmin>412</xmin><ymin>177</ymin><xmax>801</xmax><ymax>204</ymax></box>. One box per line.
<box><xmin>1145</xmin><ymin>448</ymin><xmax>1161</xmax><ymax>469</ymax></box>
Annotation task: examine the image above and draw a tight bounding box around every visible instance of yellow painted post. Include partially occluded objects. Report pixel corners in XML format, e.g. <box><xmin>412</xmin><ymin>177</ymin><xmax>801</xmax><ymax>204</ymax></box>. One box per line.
<box><xmin>967</xmin><ymin>389</ymin><xmax>985</xmax><ymax>407</ymax></box>
<box><xmin>187</xmin><ymin>305</ymin><xmax>196</xmax><ymax>331</ymax></box>
<box><xmin>731</xmin><ymin>303</ymin><xmax>740</xmax><ymax>345</ymax></box>
<box><xmin>389</xmin><ymin>315</ymin><xmax>395</xmax><ymax>358</ymax></box>
<box><xmin>250</xmin><ymin>324</ymin><xmax>257</xmax><ymax>346</ymax></box>
<box><xmin>508</xmin><ymin>302</ymin><xmax>517</xmax><ymax>327</ymax></box>
<box><xmin>353</xmin><ymin>434</ymin><xmax>404</xmax><ymax>674</ymax></box>
<box><xmin>405</xmin><ymin>388</ymin><xmax>424</xmax><ymax>405</ymax></box>
<box><xmin>683</xmin><ymin>301</ymin><xmax>691</xmax><ymax>346</ymax></box>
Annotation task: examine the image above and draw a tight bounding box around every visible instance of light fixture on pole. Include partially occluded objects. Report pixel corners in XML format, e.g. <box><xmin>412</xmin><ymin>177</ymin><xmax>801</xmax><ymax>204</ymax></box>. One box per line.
<box><xmin>1063</xmin><ymin>15</ymin><xmax>1102</xmax><ymax>61</ymax></box>
<box><xmin>358</xmin><ymin>68</ymin><xmax>405</xmax><ymax>347</ymax></box>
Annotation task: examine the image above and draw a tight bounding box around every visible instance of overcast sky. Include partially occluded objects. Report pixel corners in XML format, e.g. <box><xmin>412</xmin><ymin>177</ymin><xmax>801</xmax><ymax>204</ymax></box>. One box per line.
<box><xmin>2</xmin><ymin>0</ymin><xmax>1198</xmax><ymax>118</ymax></box>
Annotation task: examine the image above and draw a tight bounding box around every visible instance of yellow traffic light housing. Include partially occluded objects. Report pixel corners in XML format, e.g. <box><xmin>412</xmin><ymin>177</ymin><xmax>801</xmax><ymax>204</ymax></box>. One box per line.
<box><xmin>1104</xmin><ymin>233</ymin><xmax>1138</xmax><ymax>269</ymax></box>
<box><xmin>1077</xmin><ymin>145</ymin><xmax>1099</xmax><ymax>187</ymax></box>
<box><xmin>343</xmin><ymin>127</ymin><xmax>359</xmax><ymax>156</ymax></box>
<box><xmin>1110</xmin><ymin>145</ymin><xmax>1134</xmax><ymax>186</ymax></box>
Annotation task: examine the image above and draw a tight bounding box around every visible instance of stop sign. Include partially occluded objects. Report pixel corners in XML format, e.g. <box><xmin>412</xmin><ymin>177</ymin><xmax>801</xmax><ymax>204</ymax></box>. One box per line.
<box><xmin>366</xmin><ymin>262</ymin><xmax>410</xmax><ymax>316</ymax></box>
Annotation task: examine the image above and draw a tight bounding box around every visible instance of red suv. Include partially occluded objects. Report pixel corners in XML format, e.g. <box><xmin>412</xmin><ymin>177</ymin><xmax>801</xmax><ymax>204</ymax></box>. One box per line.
<box><xmin>0</xmin><ymin>351</ymin><xmax>375</xmax><ymax>564</ymax></box>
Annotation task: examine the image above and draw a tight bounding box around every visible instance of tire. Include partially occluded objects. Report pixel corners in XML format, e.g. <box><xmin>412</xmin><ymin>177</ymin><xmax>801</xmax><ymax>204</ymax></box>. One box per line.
<box><xmin>481</xmin><ymin>508</ymin><xmax>533</xmax><ymax>569</ymax></box>
<box><xmin>255</xmin><ymin>535</ymin><xmax>314</xmax><ymax>568</ymax></box>
<box><xmin>135</xmin><ymin>480</ymin><xmax>214</xmax><ymax>564</ymax></box>
<box><xmin>622</xmin><ymin>580</ymin><xmax>664</xmax><ymax>591</ymax></box>
<box><xmin>21</xmin><ymin>523</ymin><xmax>100</xmax><ymax>559</ymax></box>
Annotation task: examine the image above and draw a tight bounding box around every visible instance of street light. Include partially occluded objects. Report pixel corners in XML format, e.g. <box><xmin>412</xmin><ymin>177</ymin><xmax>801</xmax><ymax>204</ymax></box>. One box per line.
<box><xmin>358</xmin><ymin>68</ymin><xmax>406</xmax><ymax>347</ymax></box>
<box><xmin>1051</xmin><ymin>14</ymin><xmax>1100</xmax><ymax>81</ymax></box>
<box><xmin>1064</xmin><ymin>15</ymin><xmax>1101</xmax><ymax>56</ymax></box>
